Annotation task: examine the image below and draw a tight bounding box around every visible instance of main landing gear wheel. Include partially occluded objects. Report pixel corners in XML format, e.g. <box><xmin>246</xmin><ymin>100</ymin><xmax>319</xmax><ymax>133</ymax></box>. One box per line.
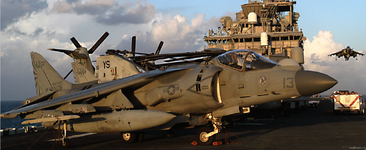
<box><xmin>62</xmin><ymin>137</ymin><xmax>70</xmax><ymax>147</ymax></box>
<box><xmin>279</xmin><ymin>108</ymin><xmax>290</xmax><ymax>117</ymax></box>
<box><xmin>359</xmin><ymin>109</ymin><xmax>365</xmax><ymax>115</ymax></box>
<box><xmin>196</xmin><ymin>126</ymin><xmax>215</xmax><ymax>145</ymax></box>
<box><xmin>121</xmin><ymin>132</ymin><xmax>144</xmax><ymax>143</ymax></box>
<box><xmin>166</xmin><ymin>130</ymin><xmax>174</xmax><ymax>138</ymax></box>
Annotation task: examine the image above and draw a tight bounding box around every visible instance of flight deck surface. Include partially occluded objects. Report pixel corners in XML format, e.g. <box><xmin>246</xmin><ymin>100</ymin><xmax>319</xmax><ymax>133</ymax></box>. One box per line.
<box><xmin>2</xmin><ymin>100</ymin><xmax>366</xmax><ymax>150</ymax></box>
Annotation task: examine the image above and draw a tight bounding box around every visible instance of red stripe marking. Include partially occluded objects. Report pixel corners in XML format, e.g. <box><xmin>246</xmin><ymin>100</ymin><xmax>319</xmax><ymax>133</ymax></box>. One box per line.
<box><xmin>349</xmin><ymin>95</ymin><xmax>359</xmax><ymax>107</ymax></box>
<box><xmin>339</xmin><ymin>101</ymin><xmax>345</xmax><ymax>108</ymax></box>
<box><xmin>335</xmin><ymin>95</ymin><xmax>346</xmax><ymax>108</ymax></box>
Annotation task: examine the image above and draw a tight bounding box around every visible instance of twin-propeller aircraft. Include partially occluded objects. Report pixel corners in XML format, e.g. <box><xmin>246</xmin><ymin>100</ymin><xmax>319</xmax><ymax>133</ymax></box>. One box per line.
<box><xmin>1</xmin><ymin>32</ymin><xmax>337</xmax><ymax>146</ymax></box>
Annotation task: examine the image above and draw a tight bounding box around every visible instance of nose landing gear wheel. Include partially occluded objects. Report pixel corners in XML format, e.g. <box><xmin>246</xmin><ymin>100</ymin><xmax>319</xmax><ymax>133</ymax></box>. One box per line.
<box><xmin>196</xmin><ymin>126</ymin><xmax>215</xmax><ymax>145</ymax></box>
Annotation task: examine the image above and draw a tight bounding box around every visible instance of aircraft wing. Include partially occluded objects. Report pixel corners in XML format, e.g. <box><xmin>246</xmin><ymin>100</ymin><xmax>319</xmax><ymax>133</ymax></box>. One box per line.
<box><xmin>106</xmin><ymin>49</ymin><xmax>225</xmax><ymax>70</ymax></box>
<box><xmin>1</xmin><ymin>68</ymin><xmax>187</xmax><ymax>119</ymax></box>
<box><xmin>328</xmin><ymin>51</ymin><xmax>341</xmax><ymax>56</ymax></box>
<box><xmin>133</xmin><ymin>50</ymin><xmax>225</xmax><ymax>62</ymax></box>
<box><xmin>355</xmin><ymin>51</ymin><xmax>365</xmax><ymax>56</ymax></box>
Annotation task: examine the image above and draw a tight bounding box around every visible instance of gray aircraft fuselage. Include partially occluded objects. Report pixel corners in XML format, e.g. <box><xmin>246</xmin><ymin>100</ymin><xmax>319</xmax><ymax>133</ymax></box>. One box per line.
<box><xmin>64</xmin><ymin>49</ymin><xmax>336</xmax><ymax>133</ymax></box>
<box><xmin>2</xmin><ymin>49</ymin><xmax>337</xmax><ymax>135</ymax></box>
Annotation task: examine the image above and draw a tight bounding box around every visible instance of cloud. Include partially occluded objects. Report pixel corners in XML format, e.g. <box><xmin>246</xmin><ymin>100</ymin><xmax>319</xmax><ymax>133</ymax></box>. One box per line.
<box><xmin>50</xmin><ymin>0</ymin><xmax>156</xmax><ymax>25</ymax></box>
<box><xmin>1</xmin><ymin>36</ymin><xmax>37</xmax><ymax>100</ymax></box>
<box><xmin>303</xmin><ymin>30</ymin><xmax>366</xmax><ymax>95</ymax></box>
<box><xmin>51</xmin><ymin>0</ymin><xmax>115</xmax><ymax>14</ymax></box>
<box><xmin>1</xmin><ymin>0</ymin><xmax>48</xmax><ymax>31</ymax></box>
<box><xmin>5</xmin><ymin>26</ymin><xmax>56</xmax><ymax>38</ymax></box>
<box><xmin>30</xmin><ymin>27</ymin><xmax>44</xmax><ymax>37</ymax></box>
<box><xmin>95</xmin><ymin>1</ymin><xmax>156</xmax><ymax>25</ymax></box>
<box><xmin>115</xmin><ymin>14</ymin><xmax>221</xmax><ymax>54</ymax></box>
<box><xmin>1</xmin><ymin>1</ymin><xmax>220</xmax><ymax>101</ymax></box>
<box><xmin>0</xmin><ymin>29</ymin><xmax>78</xmax><ymax>100</ymax></box>
<box><xmin>303</xmin><ymin>31</ymin><xmax>344</xmax><ymax>69</ymax></box>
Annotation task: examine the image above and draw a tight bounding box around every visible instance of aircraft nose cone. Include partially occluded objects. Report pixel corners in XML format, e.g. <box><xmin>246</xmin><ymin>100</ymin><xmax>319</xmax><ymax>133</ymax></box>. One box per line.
<box><xmin>295</xmin><ymin>71</ymin><xmax>337</xmax><ymax>96</ymax></box>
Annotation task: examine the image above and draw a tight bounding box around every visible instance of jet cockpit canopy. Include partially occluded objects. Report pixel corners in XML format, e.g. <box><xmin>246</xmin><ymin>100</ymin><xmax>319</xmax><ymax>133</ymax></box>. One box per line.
<box><xmin>217</xmin><ymin>49</ymin><xmax>278</xmax><ymax>71</ymax></box>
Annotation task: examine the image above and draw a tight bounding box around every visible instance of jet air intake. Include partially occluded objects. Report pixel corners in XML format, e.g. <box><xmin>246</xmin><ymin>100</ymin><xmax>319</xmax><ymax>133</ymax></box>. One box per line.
<box><xmin>295</xmin><ymin>71</ymin><xmax>337</xmax><ymax>96</ymax></box>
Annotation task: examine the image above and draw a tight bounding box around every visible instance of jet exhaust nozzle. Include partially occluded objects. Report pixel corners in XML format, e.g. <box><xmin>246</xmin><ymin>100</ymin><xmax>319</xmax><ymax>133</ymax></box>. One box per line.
<box><xmin>295</xmin><ymin>71</ymin><xmax>337</xmax><ymax>96</ymax></box>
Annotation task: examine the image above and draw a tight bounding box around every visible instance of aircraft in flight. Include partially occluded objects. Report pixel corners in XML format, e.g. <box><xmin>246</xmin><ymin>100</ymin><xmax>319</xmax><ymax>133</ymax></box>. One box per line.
<box><xmin>328</xmin><ymin>46</ymin><xmax>364</xmax><ymax>61</ymax></box>
<box><xmin>1</xmin><ymin>35</ymin><xmax>337</xmax><ymax>147</ymax></box>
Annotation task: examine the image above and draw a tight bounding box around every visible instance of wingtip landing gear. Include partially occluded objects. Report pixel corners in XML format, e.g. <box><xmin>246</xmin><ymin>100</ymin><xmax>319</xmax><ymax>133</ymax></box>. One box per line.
<box><xmin>166</xmin><ymin>130</ymin><xmax>174</xmax><ymax>138</ymax></box>
<box><xmin>62</xmin><ymin>137</ymin><xmax>70</xmax><ymax>147</ymax></box>
<box><xmin>121</xmin><ymin>132</ymin><xmax>144</xmax><ymax>143</ymax></box>
<box><xmin>60</xmin><ymin>122</ymin><xmax>70</xmax><ymax>147</ymax></box>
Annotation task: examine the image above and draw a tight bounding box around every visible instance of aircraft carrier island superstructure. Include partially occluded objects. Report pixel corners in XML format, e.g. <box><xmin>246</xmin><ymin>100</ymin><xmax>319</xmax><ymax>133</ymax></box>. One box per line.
<box><xmin>204</xmin><ymin>0</ymin><xmax>306</xmax><ymax>64</ymax></box>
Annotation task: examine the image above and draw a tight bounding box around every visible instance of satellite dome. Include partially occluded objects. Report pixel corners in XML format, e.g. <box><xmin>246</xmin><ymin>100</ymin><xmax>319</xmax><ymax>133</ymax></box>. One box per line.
<box><xmin>261</xmin><ymin>32</ymin><xmax>268</xmax><ymax>46</ymax></box>
<box><xmin>248</xmin><ymin>12</ymin><xmax>257</xmax><ymax>24</ymax></box>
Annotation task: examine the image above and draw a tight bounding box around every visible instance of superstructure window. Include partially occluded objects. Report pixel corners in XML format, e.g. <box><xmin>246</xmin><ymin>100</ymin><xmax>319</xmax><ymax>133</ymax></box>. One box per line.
<box><xmin>281</xmin><ymin>36</ymin><xmax>288</xmax><ymax>40</ymax></box>
<box><xmin>208</xmin><ymin>40</ymin><xmax>217</xmax><ymax>45</ymax></box>
<box><xmin>245</xmin><ymin>38</ymin><xmax>252</xmax><ymax>42</ymax></box>
<box><xmin>271</xmin><ymin>37</ymin><xmax>279</xmax><ymax>41</ymax></box>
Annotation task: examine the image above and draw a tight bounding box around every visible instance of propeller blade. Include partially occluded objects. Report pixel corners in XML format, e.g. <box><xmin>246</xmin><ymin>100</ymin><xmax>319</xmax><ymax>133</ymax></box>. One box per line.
<box><xmin>155</xmin><ymin>41</ymin><xmax>164</xmax><ymax>55</ymax></box>
<box><xmin>48</xmin><ymin>48</ymin><xmax>74</xmax><ymax>55</ymax></box>
<box><xmin>48</xmin><ymin>48</ymin><xmax>88</xmax><ymax>59</ymax></box>
<box><xmin>64</xmin><ymin>69</ymin><xmax>73</xmax><ymax>79</ymax></box>
<box><xmin>135</xmin><ymin>52</ymin><xmax>154</xmax><ymax>55</ymax></box>
<box><xmin>88</xmin><ymin>32</ymin><xmax>109</xmax><ymax>54</ymax></box>
<box><xmin>132</xmin><ymin>36</ymin><xmax>136</xmax><ymax>57</ymax></box>
<box><xmin>70</xmin><ymin>37</ymin><xmax>82</xmax><ymax>48</ymax></box>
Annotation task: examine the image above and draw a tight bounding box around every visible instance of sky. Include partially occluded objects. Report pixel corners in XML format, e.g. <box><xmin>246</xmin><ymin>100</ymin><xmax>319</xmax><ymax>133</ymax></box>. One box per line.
<box><xmin>1</xmin><ymin>0</ymin><xmax>366</xmax><ymax>101</ymax></box>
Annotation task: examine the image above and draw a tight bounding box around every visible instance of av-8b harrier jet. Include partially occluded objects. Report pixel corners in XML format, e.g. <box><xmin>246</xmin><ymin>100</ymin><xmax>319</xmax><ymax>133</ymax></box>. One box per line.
<box><xmin>1</xmin><ymin>34</ymin><xmax>337</xmax><ymax>147</ymax></box>
<box><xmin>329</xmin><ymin>46</ymin><xmax>364</xmax><ymax>61</ymax></box>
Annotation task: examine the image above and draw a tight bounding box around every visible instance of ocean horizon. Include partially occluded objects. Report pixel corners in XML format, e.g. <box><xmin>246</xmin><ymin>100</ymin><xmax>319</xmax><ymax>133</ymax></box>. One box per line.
<box><xmin>1</xmin><ymin>100</ymin><xmax>33</xmax><ymax>129</ymax></box>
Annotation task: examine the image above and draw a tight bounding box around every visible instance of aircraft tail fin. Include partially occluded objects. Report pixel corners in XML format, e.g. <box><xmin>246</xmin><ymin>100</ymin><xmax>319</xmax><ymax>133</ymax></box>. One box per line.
<box><xmin>95</xmin><ymin>55</ymin><xmax>140</xmax><ymax>83</ymax></box>
<box><xmin>31</xmin><ymin>52</ymin><xmax>73</xmax><ymax>95</ymax></box>
<box><xmin>71</xmin><ymin>62</ymin><xmax>99</xmax><ymax>84</ymax></box>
